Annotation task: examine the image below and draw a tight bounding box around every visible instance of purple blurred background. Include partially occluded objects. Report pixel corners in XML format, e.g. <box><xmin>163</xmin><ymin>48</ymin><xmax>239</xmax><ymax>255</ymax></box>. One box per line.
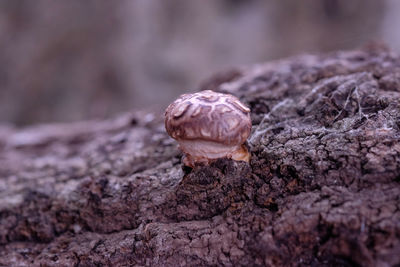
<box><xmin>0</xmin><ymin>0</ymin><xmax>398</xmax><ymax>125</ymax></box>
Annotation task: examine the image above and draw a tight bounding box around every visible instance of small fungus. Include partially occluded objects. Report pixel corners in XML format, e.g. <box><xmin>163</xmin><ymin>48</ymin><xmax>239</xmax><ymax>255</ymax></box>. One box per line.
<box><xmin>165</xmin><ymin>90</ymin><xmax>252</xmax><ymax>167</ymax></box>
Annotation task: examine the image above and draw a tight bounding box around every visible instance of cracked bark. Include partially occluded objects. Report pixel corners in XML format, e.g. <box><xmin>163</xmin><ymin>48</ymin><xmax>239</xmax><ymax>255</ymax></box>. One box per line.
<box><xmin>1</xmin><ymin>45</ymin><xmax>400</xmax><ymax>266</ymax></box>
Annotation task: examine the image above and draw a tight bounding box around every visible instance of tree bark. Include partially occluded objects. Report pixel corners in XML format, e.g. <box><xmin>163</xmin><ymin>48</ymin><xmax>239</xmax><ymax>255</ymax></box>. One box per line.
<box><xmin>1</xmin><ymin>44</ymin><xmax>400</xmax><ymax>266</ymax></box>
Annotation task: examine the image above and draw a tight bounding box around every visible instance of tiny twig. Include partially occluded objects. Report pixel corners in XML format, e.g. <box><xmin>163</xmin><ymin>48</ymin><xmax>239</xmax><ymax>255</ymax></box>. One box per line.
<box><xmin>333</xmin><ymin>86</ymin><xmax>355</xmax><ymax>122</ymax></box>
<box><xmin>249</xmin><ymin>99</ymin><xmax>292</xmax><ymax>144</ymax></box>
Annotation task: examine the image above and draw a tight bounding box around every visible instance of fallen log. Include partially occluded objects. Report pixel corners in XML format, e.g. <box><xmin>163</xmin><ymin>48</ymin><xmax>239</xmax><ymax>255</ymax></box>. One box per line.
<box><xmin>0</xmin><ymin>44</ymin><xmax>399</xmax><ymax>266</ymax></box>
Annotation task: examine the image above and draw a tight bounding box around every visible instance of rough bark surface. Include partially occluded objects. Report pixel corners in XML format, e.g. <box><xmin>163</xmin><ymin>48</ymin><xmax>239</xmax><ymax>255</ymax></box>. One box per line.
<box><xmin>1</xmin><ymin>46</ymin><xmax>400</xmax><ymax>266</ymax></box>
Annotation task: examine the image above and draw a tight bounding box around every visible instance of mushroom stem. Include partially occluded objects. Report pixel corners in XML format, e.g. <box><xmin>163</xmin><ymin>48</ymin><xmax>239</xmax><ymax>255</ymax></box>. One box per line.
<box><xmin>179</xmin><ymin>140</ymin><xmax>250</xmax><ymax>167</ymax></box>
<box><xmin>231</xmin><ymin>144</ymin><xmax>250</xmax><ymax>163</ymax></box>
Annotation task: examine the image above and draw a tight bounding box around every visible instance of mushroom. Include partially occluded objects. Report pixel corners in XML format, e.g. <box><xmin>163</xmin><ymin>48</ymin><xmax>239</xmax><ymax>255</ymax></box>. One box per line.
<box><xmin>165</xmin><ymin>90</ymin><xmax>252</xmax><ymax>167</ymax></box>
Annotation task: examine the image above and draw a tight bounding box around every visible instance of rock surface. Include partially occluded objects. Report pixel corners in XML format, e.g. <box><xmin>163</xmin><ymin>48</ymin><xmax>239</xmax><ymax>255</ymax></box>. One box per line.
<box><xmin>1</xmin><ymin>45</ymin><xmax>400</xmax><ymax>266</ymax></box>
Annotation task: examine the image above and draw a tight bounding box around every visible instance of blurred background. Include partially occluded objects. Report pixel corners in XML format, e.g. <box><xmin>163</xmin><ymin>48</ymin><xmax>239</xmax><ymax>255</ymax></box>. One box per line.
<box><xmin>0</xmin><ymin>0</ymin><xmax>398</xmax><ymax>126</ymax></box>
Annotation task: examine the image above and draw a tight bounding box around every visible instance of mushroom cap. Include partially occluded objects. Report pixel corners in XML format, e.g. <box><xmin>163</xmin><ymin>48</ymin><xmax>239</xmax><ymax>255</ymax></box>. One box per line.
<box><xmin>165</xmin><ymin>90</ymin><xmax>251</xmax><ymax>146</ymax></box>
